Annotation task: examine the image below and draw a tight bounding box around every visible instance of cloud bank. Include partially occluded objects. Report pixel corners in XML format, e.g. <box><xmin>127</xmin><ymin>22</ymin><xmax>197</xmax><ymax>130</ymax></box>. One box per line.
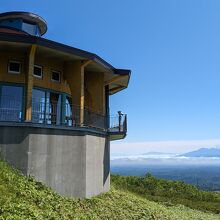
<box><xmin>111</xmin><ymin>139</ymin><xmax>220</xmax><ymax>154</ymax></box>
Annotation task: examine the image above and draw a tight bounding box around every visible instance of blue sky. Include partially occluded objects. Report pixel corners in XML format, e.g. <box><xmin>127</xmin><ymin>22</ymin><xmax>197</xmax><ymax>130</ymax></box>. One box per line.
<box><xmin>2</xmin><ymin>1</ymin><xmax>220</xmax><ymax>153</ymax></box>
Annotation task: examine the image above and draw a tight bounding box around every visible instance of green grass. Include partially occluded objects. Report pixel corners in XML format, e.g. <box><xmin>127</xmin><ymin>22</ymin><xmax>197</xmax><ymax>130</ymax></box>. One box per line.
<box><xmin>111</xmin><ymin>174</ymin><xmax>220</xmax><ymax>214</ymax></box>
<box><xmin>0</xmin><ymin>160</ymin><xmax>220</xmax><ymax>220</ymax></box>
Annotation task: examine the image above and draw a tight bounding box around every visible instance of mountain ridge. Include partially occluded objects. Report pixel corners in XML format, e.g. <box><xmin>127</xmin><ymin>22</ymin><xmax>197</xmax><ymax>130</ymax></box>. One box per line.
<box><xmin>180</xmin><ymin>148</ymin><xmax>220</xmax><ymax>157</ymax></box>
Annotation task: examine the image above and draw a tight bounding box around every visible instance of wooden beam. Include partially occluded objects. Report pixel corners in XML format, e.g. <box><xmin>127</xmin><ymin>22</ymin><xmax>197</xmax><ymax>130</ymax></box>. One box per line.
<box><xmin>81</xmin><ymin>60</ymin><xmax>92</xmax><ymax>68</ymax></box>
<box><xmin>25</xmin><ymin>45</ymin><xmax>37</xmax><ymax>121</ymax></box>
<box><xmin>104</xmin><ymin>75</ymin><xmax>127</xmax><ymax>86</ymax></box>
<box><xmin>80</xmin><ymin>60</ymin><xmax>91</xmax><ymax>126</ymax></box>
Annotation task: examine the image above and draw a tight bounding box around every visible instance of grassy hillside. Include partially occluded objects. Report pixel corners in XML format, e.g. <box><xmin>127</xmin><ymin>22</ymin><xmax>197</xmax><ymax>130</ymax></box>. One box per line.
<box><xmin>111</xmin><ymin>174</ymin><xmax>220</xmax><ymax>214</ymax></box>
<box><xmin>0</xmin><ymin>160</ymin><xmax>220</xmax><ymax>220</ymax></box>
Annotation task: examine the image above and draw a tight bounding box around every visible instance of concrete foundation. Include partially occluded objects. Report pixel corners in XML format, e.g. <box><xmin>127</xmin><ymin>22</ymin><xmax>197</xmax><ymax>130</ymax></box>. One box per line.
<box><xmin>0</xmin><ymin>123</ymin><xmax>110</xmax><ymax>198</ymax></box>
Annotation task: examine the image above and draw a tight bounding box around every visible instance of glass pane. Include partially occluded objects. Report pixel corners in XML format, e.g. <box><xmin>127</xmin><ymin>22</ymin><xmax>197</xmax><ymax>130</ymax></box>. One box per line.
<box><xmin>32</xmin><ymin>89</ymin><xmax>46</xmax><ymax>123</ymax></box>
<box><xmin>22</xmin><ymin>22</ymin><xmax>36</xmax><ymax>35</ymax></box>
<box><xmin>34</xmin><ymin>66</ymin><xmax>42</xmax><ymax>78</ymax></box>
<box><xmin>65</xmin><ymin>96</ymin><xmax>72</xmax><ymax>126</ymax></box>
<box><xmin>0</xmin><ymin>19</ymin><xmax>22</xmax><ymax>31</ymax></box>
<box><xmin>51</xmin><ymin>71</ymin><xmax>60</xmax><ymax>82</ymax></box>
<box><xmin>0</xmin><ymin>85</ymin><xmax>23</xmax><ymax>122</ymax></box>
<box><xmin>9</xmin><ymin>62</ymin><xmax>20</xmax><ymax>73</ymax></box>
<box><xmin>46</xmin><ymin>93</ymin><xmax>61</xmax><ymax>125</ymax></box>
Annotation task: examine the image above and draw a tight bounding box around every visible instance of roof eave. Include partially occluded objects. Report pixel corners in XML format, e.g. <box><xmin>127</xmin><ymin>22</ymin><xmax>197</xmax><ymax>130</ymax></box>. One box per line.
<box><xmin>0</xmin><ymin>32</ymin><xmax>131</xmax><ymax>94</ymax></box>
<box><xmin>0</xmin><ymin>32</ymin><xmax>115</xmax><ymax>70</ymax></box>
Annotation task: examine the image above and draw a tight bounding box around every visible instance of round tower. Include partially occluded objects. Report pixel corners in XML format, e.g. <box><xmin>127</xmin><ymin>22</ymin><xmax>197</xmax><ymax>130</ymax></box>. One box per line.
<box><xmin>0</xmin><ymin>11</ymin><xmax>47</xmax><ymax>36</ymax></box>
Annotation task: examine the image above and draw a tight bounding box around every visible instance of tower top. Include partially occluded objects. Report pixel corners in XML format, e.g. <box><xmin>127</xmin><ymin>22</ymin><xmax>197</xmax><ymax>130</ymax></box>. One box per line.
<box><xmin>0</xmin><ymin>11</ymin><xmax>47</xmax><ymax>36</ymax></box>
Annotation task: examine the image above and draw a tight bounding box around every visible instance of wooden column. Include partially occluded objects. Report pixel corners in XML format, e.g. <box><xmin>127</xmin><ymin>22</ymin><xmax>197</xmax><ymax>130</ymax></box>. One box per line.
<box><xmin>64</xmin><ymin>60</ymin><xmax>91</xmax><ymax>126</ymax></box>
<box><xmin>105</xmin><ymin>85</ymin><xmax>110</xmax><ymax>129</ymax></box>
<box><xmin>25</xmin><ymin>45</ymin><xmax>37</xmax><ymax>121</ymax></box>
<box><xmin>80</xmin><ymin>65</ymin><xmax>85</xmax><ymax>126</ymax></box>
<box><xmin>80</xmin><ymin>60</ymin><xmax>92</xmax><ymax>126</ymax></box>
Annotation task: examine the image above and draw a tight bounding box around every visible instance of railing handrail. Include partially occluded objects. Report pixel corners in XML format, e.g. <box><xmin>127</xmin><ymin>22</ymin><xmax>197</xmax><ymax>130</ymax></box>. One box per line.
<box><xmin>0</xmin><ymin>95</ymin><xmax>127</xmax><ymax>133</ymax></box>
<box><xmin>108</xmin><ymin>113</ymin><xmax>127</xmax><ymax>134</ymax></box>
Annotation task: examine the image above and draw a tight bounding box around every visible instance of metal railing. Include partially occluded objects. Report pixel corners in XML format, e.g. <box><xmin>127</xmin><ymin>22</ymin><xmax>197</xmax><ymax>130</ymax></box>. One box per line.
<box><xmin>32</xmin><ymin>100</ymin><xmax>107</xmax><ymax>130</ymax></box>
<box><xmin>0</xmin><ymin>97</ymin><xmax>127</xmax><ymax>133</ymax></box>
<box><xmin>0</xmin><ymin>97</ymin><xmax>23</xmax><ymax>122</ymax></box>
<box><xmin>109</xmin><ymin>113</ymin><xmax>127</xmax><ymax>133</ymax></box>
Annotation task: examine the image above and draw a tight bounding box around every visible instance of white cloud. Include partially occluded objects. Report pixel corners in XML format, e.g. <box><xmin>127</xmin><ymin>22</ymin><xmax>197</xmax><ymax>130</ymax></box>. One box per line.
<box><xmin>111</xmin><ymin>139</ymin><xmax>220</xmax><ymax>154</ymax></box>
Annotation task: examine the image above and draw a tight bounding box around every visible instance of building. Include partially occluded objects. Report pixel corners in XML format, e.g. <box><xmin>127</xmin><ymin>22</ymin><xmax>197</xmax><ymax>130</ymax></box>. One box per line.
<box><xmin>0</xmin><ymin>12</ymin><xmax>130</xmax><ymax>198</ymax></box>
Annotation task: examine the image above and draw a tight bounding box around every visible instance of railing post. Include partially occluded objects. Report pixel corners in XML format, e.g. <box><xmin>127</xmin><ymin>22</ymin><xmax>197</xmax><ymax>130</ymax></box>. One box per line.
<box><xmin>105</xmin><ymin>85</ymin><xmax>110</xmax><ymax>130</ymax></box>
<box><xmin>123</xmin><ymin>114</ymin><xmax>127</xmax><ymax>133</ymax></box>
<box><xmin>118</xmin><ymin>111</ymin><xmax>123</xmax><ymax>132</ymax></box>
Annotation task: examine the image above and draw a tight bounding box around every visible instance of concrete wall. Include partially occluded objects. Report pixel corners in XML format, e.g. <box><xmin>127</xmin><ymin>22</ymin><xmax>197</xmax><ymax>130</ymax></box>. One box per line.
<box><xmin>0</xmin><ymin>125</ymin><xmax>110</xmax><ymax>198</ymax></box>
<box><xmin>0</xmin><ymin>126</ymin><xmax>29</xmax><ymax>174</ymax></box>
<box><xmin>85</xmin><ymin>135</ymin><xmax>110</xmax><ymax>197</ymax></box>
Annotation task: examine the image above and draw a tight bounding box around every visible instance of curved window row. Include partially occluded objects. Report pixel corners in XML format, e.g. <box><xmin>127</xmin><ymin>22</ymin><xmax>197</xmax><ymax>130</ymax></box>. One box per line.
<box><xmin>0</xmin><ymin>84</ymin><xmax>72</xmax><ymax>124</ymax></box>
<box><xmin>0</xmin><ymin>84</ymin><xmax>106</xmax><ymax>129</ymax></box>
<box><xmin>0</xmin><ymin>18</ymin><xmax>41</xmax><ymax>36</ymax></box>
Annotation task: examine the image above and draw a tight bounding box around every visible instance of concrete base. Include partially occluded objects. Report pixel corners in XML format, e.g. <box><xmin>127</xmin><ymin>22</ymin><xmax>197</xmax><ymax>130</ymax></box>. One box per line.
<box><xmin>0</xmin><ymin>124</ymin><xmax>110</xmax><ymax>198</ymax></box>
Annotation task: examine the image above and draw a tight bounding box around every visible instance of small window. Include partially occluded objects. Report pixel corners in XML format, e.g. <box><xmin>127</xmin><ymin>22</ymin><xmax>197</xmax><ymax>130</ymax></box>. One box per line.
<box><xmin>8</xmin><ymin>61</ymin><xmax>21</xmax><ymax>74</ymax></box>
<box><xmin>51</xmin><ymin>70</ymin><xmax>61</xmax><ymax>83</ymax></box>
<box><xmin>22</xmin><ymin>22</ymin><xmax>37</xmax><ymax>36</ymax></box>
<box><xmin>34</xmin><ymin>65</ymin><xmax>43</xmax><ymax>78</ymax></box>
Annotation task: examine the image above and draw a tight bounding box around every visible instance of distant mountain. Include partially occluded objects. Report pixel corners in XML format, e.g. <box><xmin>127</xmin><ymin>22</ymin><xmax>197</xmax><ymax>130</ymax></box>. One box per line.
<box><xmin>180</xmin><ymin>148</ymin><xmax>220</xmax><ymax>157</ymax></box>
<box><xmin>142</xmin><ymin>152</ymin><xmax>174</xmax><ymax>155</ymax></box>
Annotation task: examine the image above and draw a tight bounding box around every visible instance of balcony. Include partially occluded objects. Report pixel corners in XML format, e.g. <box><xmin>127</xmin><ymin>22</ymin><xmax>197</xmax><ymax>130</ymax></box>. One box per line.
<box><xmin>108</xmin><ymin>113</ymin><xmax>127</xmax><ymax>141</ymax></box>
<box><xmin>0</xmin><ymin>97</ymin><xmax>127</xmax><ymax>140</ymax></box>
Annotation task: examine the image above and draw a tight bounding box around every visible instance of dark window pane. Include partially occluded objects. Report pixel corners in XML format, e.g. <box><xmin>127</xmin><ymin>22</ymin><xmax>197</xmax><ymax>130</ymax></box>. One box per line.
<box><xmin>34</xmin><ymin>65</ymin><xmax>43</xmax><ymax>78</ymax></box>
<box><xmin>0</xmin><ymin>86</ymin><xmax>23</xmax><ymax>121</ymax></box>
<box><xmin>0</xmin><ymin>18</ymin><xmax>22</xmax><ymax>31</ymax></box>
<box><xmin>8</xmin><ymin>61</ymin><xmax>21</xmax><ymax>73</ymax></box>
<box><xmin>51</xmin><ymin>71</ymin><xmax>60</xmax><ymax>82</ymax></box>
<box><xmin>46</xmin><ymin>93</ymin><xmax>61</xmax><ymax>125</ymax></box>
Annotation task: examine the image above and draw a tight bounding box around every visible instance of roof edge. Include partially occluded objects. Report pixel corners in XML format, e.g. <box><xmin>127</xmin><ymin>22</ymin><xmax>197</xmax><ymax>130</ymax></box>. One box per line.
<box><xmin>0</xmin><ymin>32</ymin><xmax>131</xmax><ymax>90</ymax></box>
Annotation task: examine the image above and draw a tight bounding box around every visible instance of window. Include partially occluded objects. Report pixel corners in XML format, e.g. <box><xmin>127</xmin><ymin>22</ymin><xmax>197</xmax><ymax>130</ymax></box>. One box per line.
<box><xmin>32</xmin><ymin>89</ymin><xmax>62</xmax><ymax>125</ymax></box>
<box><xmin>51</xmin><ymin>70</ymin><xmax>61</xmax><ymax>83</ymax></box>
<box><xmin>48</xmin><ymin>92</ymin><xmax>61</xmax><ymax>125</ymax></box>
<box><xmin>8</xmin><ymin>61</ymin><xmax>21</xmax><ymax>74</ymax></box>
<box><xmin>34</xmin><ymin>65</ymin><xmax>43</xmax><ymax>78</ymax></box>
<box><xmin>0</xmin><ymin>85</ymin><xmax>23</xmax><ymax>122</ymax></box>
<box><xmin>32</xmin><ymin>89</ymin><xmax>46</xmax><ymax>124</ymax></box>
<box><xmin>65</xmin><ymin>96</ymin><xmax>73</xmax><ymax>126</ymax></box>
<box><xmin>0</xmin><ymin>18</ymin><xmax>23</xmax><ymax>32</ymax></box>
<box><xmin>22</xmin><ymin>22</ymin><xmax>37</xmax><ymax>36</ymax></box>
